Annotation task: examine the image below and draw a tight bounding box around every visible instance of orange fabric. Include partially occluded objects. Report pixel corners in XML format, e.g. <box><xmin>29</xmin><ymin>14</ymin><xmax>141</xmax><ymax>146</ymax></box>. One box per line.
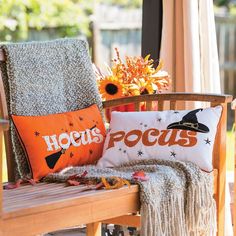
<box><xmin>12</xmin><ymin>104</ymin><xmax>106</xmax><ymax>181</ymax></box>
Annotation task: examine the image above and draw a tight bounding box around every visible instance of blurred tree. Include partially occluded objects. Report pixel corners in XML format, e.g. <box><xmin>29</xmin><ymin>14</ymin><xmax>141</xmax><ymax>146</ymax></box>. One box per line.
<box><xmin>100</xmin><ymin>0</ymin><xmax>142</xmax><ymax>8</ymax></box>
<box><xmin>214</xmin><ymin>0</ymin><xmax>230</xmax><ymax>7</ymax></box>
<box><xmin>0</xmin><ymin>0</ymin><xmax>142</xmax><ymax>42</ymax></box>
<box><xmin>0</xmin><ymin>0</ymin><xmax>93</xmax><ymax>42</ymax></box>
<box><xmin>214</xmin><ymin>0</ymin><xmax>236</xmax><ymax>14</ymax></box>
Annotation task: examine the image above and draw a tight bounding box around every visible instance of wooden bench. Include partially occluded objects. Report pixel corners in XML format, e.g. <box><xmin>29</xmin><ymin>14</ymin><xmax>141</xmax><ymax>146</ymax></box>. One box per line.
<box><xmin>0</xmin><ymin>49</ymin><xmax>233</xmax><ymax>235</ymax></box>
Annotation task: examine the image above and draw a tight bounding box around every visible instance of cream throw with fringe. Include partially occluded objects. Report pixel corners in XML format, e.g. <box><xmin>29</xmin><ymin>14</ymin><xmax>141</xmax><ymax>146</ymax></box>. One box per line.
<box><xmin>45</xmin><ymin>159</ymin><xmax>216</xmax><ymax>236</ymax></box>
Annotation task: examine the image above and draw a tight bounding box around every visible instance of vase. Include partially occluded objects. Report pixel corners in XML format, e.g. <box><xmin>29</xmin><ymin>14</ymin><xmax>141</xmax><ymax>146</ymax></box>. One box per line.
<box><xmin>105</xmin><ymin>103</ymin><xmax>150</xmax><ymax>122</ymax></box>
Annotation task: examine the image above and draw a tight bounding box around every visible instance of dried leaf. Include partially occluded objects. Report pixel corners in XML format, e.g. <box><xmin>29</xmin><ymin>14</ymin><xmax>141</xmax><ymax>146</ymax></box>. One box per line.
<box><xmin>4</xmin><ymin>178</ymin><xmax>37</xmax><ymax>190</ymax></box>
<box><xmin>67</xmin><ymin>180</ymin><xmax>81</xmax><ymax>186</ymax></box>
<box><xmin>101</xmin><ymin>176</ymin><xmax>130</xmax><ymax>190</ymax></box>
<box><xmin>67</xmin><ymin>170</ymin><xmax>88</xmax><ymax>181</ymax></box>
<box><xmin>132</xmin><ymin>171</ymin><xmax>149</xmax><ymax>181</ymax></box>
<box><xmin>95</xmin><ymin>182</ymin><xmax>104</xmax><ymax>190</ymax></box>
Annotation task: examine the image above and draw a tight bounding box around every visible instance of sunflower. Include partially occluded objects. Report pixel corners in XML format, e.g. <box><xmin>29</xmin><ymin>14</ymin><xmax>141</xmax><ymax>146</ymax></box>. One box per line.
<box><xmin>128</xmin><ymin>78</ymin><xmax>155</xmax><ymax>96</ymax></box>
<box><xmin>94</xmin><ymin>49</ymin><xmax>170</xmax><ymax>100</ymax></box>
<box><xmin>99</xmin><ymin>76</ymin><xmax>124</xmax><ymax>100</ymax></box>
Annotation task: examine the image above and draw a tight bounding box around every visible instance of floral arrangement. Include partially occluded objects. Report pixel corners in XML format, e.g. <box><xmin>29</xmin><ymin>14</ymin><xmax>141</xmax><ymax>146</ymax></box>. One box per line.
<box><xmin>94</xmin><ymin>48</ymin><xmax>170</xmax><ymax>101</ymax></box>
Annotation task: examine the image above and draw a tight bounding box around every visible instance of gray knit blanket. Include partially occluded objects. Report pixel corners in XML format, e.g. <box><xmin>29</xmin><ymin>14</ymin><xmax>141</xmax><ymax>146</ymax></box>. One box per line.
<box><xmin>45</xmin><ymin>159</ymin><xmax>216</xmax><ymax>236</ymax></box>
<box><xmin>0</xmin><ymin>39</ymin><xmax>102</xmax><ymax>179</ymax></box>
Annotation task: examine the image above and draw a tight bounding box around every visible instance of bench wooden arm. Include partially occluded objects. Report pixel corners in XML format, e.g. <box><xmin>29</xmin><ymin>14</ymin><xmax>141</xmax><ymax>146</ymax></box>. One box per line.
<box><xmin>0</xmin><ymin>119</ymin><xmax>9</xmax><ymax>218</ymax></box>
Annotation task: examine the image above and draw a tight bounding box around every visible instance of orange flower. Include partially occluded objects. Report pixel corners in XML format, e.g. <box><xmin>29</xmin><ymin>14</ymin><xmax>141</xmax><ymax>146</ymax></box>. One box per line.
<box><xmin>128</xmin><ymin>78</ymin><xmax>155</xmax><ymax>96</ymax></box>
<box><xmin>94</xmin><ymin>48</ymin><xmax>170</xmax><ymax>101</ymax></box>
<box><xmin>98</xmin><ymin>76</ymin><xmax>124</xmax><ymax>100</ymax></box>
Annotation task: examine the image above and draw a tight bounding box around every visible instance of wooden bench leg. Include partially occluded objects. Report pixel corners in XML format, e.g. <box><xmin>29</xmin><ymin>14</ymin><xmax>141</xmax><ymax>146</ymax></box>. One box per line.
<box><xmin>86</xmin><ymin>222</ymin><xmax>102</xmax><ymax>236</ymax></box>
<box><xmin>0</xmin><ymin>220</ymin><xmax>2</xmax><ymax>236</ymax></box>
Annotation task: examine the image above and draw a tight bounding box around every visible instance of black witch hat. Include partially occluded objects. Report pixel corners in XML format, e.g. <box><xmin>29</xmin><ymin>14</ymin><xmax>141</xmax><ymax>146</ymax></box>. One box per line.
<box><xmin>167</xmin><ymin>108</ymin><xmax>209</xmax><ymax>133</ymax></box>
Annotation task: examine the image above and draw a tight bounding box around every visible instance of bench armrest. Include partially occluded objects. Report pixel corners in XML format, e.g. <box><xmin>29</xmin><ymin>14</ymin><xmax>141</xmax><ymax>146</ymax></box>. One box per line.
<box><xmin>0</xmin><ymin>119</ymin><xmax>8</xmax><ymax>218</ymax></box>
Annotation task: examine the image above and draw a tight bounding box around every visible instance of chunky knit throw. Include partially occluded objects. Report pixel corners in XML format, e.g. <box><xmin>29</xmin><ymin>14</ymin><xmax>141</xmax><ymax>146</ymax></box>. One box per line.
<box><xmin>0</xmin><ymin>39</ymin><xmax>102</xmax><ymax>179</ymax></box>
<box><xmin>45</xmin><ymin>159</ymin><xmax>216</xmax><ymax>236</ymax></box>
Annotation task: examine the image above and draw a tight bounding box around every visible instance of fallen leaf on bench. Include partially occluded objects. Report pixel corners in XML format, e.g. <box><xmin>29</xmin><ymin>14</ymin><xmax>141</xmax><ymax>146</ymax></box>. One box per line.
<box><xmin>95</xmin><ymin>182</ymin><xmax>105</xmax><ymax>190</ymax></box>
<box><xmin>66</xmin><ymin>172</ymin><xmax>130</xmax><ymax>191</ymax></box>
<box><xmin>67</xmin><ymin>170</ymin><xmax>88</xmax><ymax>180</ymax></box>
<box><xmin>101</xmin><ymin>176</ymin><xmax>130</xmax><ymax>190</ymax></box>
<box><xmin>132</xmin><ymin>171</ymin><xmax>149</xmax><ymax>181</ymax></box>
<box><xmin>27</xmin><ymin>179</ymin><xmax>37</xmax><ymax>186</ymax></box>
<box><xmin>4</xmin><ymin>178</ymin><xmax>37</xmax><ymax>190</ymax></box>
<box><xmin>67</xmin><ymin>180</ymin><xmax>81</xmax><ymax>186</ymax></box>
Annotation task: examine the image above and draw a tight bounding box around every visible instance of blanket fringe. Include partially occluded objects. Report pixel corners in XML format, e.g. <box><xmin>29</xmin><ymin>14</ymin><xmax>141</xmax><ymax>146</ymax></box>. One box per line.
<box><xmin>45</xmin><ymin>159</ymin><xmax>216</xmax><ymax>236</ymax></box>
<box><xmin>141</xmin><ymin>193</ymin><xmax>187</xmax><ymax>236</ymax></box>
<box><xmin>186</xmin><ymin>183</ymin><xmax>216</xmax><ymax>236</ymax></box>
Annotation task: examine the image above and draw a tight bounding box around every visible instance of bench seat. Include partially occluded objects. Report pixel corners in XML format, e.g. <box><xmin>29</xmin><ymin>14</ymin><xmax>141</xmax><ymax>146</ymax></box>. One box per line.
<box><xmin>1</xmin><ymin>168</ymin><xmax>218</xmax><ymax>235</ymax></box>
<box><xmin>2</xmin><ymin>183</ymin><xmax>139</xmax><ymax>235</ymax></box>
<box><xmin>3</xmin><ymin>168</ymin><xmax>218</xmax><ymax>214</ymax></box>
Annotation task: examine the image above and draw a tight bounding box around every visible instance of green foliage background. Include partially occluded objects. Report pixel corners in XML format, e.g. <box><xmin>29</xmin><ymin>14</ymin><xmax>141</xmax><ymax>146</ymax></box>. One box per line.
<box><xmin>214</xmin><ymin>0</ymin><xmax>236</xmax><ymax>14</ymax></box>
<box><xmin>0</xmin><ymin>0</ymin><xmax>142</xmax><ymax>43</ymax></box>
<box><xmin>0</xmin><ymin>0</ymin><xmax>93</xmax><ymax>42</ymax></box>
<box><xmin>101</xmin><ymin>0</ymin><xmax>142</xmax><ymax>8</ymax></box>
<box><xmin>2</xmin><ymin>0</ymin><xmax>236</xmax><ymax>43</ymax></box>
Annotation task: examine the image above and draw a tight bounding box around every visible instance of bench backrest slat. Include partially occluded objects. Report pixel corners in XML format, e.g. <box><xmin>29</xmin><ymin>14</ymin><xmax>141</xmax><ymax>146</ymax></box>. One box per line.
<box><xmin>169</xmin><ymin>100</ymin><xmax>177</xmax><ymax>110</ymax></box>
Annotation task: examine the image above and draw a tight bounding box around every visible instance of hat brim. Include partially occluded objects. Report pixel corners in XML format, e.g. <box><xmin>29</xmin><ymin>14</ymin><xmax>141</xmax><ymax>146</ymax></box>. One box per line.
<box><xmin>167</xmin><ymin>122</ymin><xmax>209</xmax><ymax>133</ymax></box>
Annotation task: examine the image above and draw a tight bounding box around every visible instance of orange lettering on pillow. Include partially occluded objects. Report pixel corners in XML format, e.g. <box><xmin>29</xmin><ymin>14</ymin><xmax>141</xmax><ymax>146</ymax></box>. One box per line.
<box><xmin>124</xmin><ymin>130</ymin><xmax>142</xmax><ymax>147</ymax></box>
<box><xmin>107</xmin><ymin>131</ymin><xmax>125</xmax><ymax>149</ymax></box>
<box><xmin>142</xmin><ymin>128</ymin><xmax>159</xmax><ymax>146</ymax></box>
<box><xmin>158</xmin><ymin>129</ymin><xmax>197</xmax><ymax>147</ymax></box>
<box><xmin>158</xmin><ymin>129</ymin><xmax>179</xmax><ymax>146</ymax></box>
<box><xmin>107</xmin><ymin>128</ymin><xmax>198</xmax><ymax>149</ymax></box>
<box><xmin>178</xmin><ymin>130</ymin><xmax>197</xmax><ymax>147</ymax></box>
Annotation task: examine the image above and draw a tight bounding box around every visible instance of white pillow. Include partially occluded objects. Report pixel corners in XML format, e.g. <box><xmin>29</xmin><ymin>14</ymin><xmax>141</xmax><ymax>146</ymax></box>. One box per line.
<box><xmin>97</xmin><ymin>106</ymin><xmax>222</xmax><ymax>172</ymax></box>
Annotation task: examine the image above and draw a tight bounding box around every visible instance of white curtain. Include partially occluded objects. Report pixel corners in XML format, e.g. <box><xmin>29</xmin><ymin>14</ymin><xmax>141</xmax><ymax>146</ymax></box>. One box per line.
<box><xmin>160</xmin><ymin>1</ymin><xmax>232</xmax><ymax>235</ymax></box>
<box><xmin>160</xmin><ymin>0</ymin><xmax>221</xmax><ymax>94</ymax></box>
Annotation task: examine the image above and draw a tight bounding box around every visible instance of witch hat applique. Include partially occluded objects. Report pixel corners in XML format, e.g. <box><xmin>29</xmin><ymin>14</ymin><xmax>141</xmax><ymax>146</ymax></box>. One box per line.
<box><xmin>167</xmin><ymin>108</ymin><xmax>209</xmax><ymax>133</ymax></box>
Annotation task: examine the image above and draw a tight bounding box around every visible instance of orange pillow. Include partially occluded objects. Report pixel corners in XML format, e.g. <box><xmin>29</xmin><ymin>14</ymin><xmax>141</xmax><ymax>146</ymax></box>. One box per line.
<box><xmin>12</xmin><ymin>104</ymin><xmax>106</xmax><ymax>181</ymax></box>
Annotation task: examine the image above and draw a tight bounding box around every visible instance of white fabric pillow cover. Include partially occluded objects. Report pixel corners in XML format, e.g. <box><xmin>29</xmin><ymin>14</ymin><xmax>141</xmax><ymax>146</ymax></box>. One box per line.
<box><xmin>97</xmin><ymin>106</ymin><xmax>222</xmax><ymax>172</ymax></box>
